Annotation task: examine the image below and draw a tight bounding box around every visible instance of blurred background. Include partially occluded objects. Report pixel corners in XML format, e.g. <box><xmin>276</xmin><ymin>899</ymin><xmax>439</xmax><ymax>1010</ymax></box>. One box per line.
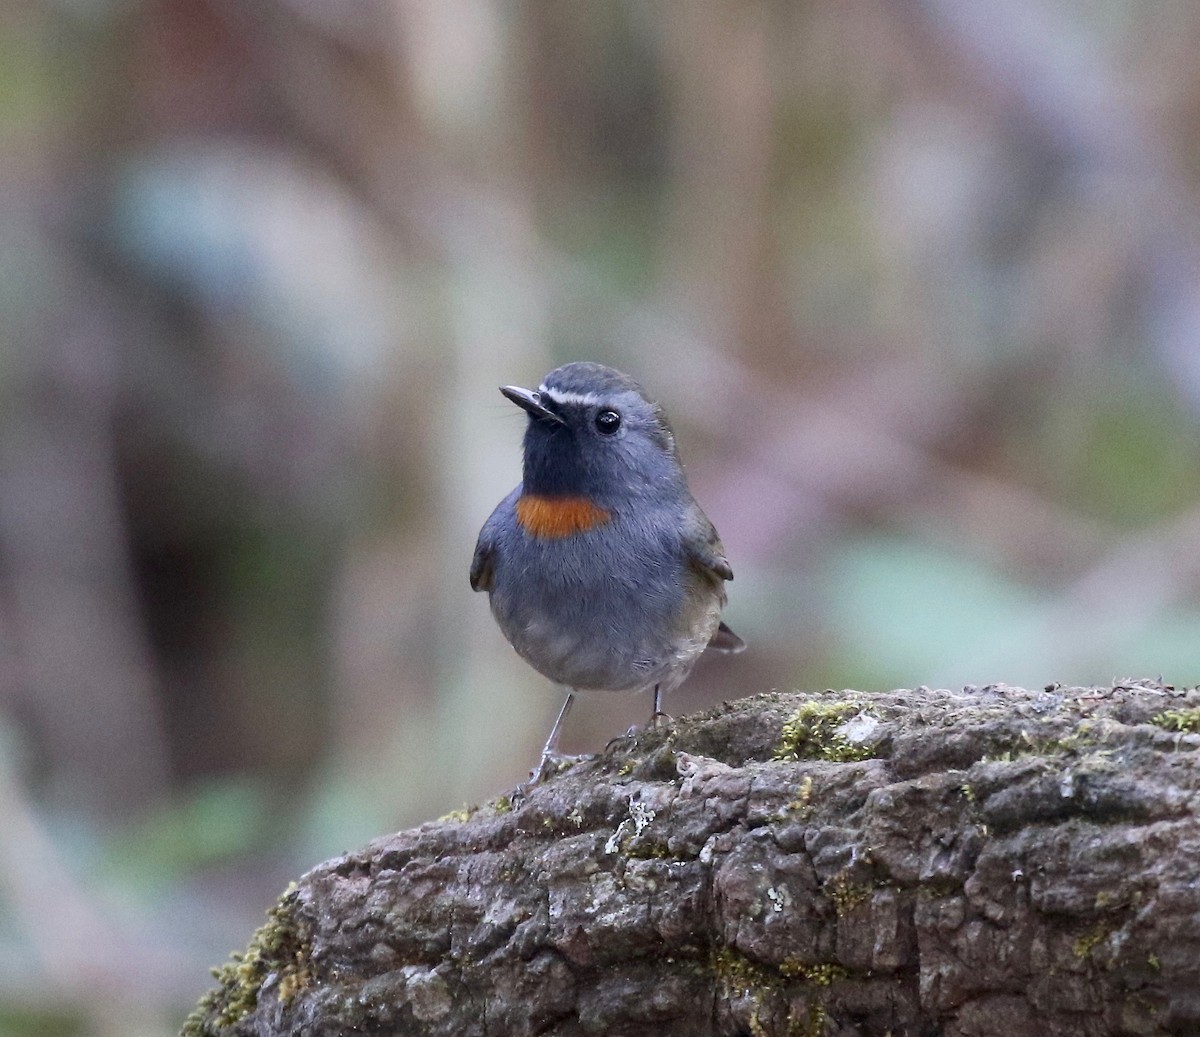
<box><xmin>4</xmin><ymin>0</ymin><xmax>1200</xmax><ymax>1032</ymax></box>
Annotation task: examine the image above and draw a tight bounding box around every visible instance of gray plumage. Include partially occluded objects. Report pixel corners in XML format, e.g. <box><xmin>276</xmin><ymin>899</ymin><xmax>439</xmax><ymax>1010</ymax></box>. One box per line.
<box><xmin>471</xmin><ymin>362</ymin><xmax>743</xmax><ymax>767</ymax></box>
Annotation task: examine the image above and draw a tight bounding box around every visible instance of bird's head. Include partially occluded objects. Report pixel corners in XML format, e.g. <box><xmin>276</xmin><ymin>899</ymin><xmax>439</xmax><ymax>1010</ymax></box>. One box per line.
<box><xmin>501</xmin><ymin>362</ymin><xmax>683</xmax><ymax>502</ymax></box>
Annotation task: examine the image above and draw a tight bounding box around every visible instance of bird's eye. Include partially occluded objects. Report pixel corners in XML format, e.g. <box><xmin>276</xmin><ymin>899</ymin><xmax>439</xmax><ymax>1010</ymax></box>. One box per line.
<box><xmin>595</xmin><ymin>409</ymin><xmax>622</xmax><ymax>435</ymax></box>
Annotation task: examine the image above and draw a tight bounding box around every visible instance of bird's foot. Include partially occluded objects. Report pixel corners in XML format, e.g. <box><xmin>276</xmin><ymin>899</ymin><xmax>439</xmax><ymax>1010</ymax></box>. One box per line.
<box><xmin>604</xmin><ymin>711</ymin><xmax>675</xmax><ymax>754</ymax></box>
<box><xmin>633</xmin><ymin>711</ymin><xmax>674</xmax><ymax>736</ymax></box>
<box><xmin>510</xmin><ymin>752</ymin><xmax>587</xmax><ymax>804</ymax></box>
<box><xmin>532</xmin><ymin>751</ymin><xmax>585</xmax><ymax>783</ymax></box>
<box><xmin>604</xmin><ymin>730</ymin><xmax>637</xmax><ymax>753</ymax></box>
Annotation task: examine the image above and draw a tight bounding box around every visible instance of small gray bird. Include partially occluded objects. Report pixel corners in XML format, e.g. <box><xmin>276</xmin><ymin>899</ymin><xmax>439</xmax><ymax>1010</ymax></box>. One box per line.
<box><xmin>470</xmin><ymin>362</ymin><xmax>744</xmax><ymax>776</ymax></box>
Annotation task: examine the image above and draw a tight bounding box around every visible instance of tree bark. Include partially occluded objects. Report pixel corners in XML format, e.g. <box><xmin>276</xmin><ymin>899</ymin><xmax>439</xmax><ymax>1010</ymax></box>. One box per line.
<box><xmin>182</xmin><ymin>682</ymin><xmax>1200</xmax><ymax>1037</ymax></box>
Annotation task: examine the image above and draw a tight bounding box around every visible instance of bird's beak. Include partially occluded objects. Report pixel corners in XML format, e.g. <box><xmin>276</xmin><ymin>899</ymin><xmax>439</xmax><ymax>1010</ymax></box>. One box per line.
<box><xmin>500</xmin><ymin>385</ymin><xmax>566</xmax><ymax>425</ymax></box>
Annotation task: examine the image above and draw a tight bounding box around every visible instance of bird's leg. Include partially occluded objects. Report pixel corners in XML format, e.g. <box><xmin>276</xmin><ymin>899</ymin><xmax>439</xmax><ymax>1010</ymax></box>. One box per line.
<box><xmin>605</xmin><ymin>684</ymin><xmax>673</xmax><ymax>753</ymax></box>
<box><xmin>541</xmin><ymin>690</ymin><xmax>575</xmax><ymax>760</ymax></box>
<box><xmin>528</xmin><ymin>690</ymin><xmax>576</xmax><ymax>783</ymax></box>
<box><xmin>649</xmin><ymin>682</ymin><xmax>672</xmax><ymax>728</ymax></box>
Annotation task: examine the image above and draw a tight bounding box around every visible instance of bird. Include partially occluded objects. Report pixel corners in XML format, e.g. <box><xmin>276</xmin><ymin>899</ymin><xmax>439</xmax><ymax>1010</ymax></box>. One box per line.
<box><xmin>470</xmin><ymin>361</ymin><xmax>744</xmax><ymax>778</ymax></box>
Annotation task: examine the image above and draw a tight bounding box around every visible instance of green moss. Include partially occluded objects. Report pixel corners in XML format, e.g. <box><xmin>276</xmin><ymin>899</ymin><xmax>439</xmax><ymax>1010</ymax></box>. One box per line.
<box><xmin>1021</xmin><ymin>727</ymin><xmax>1090</xmax><ymax>756</ymax></box>
<box><xmin>826</xmin><ymin>874</ymin><xmax>872</xmax><ymax>915</ymax></box>
<box><xmin>712</xmin><ymin>944</ymin><xmax>848</xmax><ymax>992</ymax></box>
<box><xmin>624</xmin><ymin>838</ymin><xmax>675</xmax><ymax>860</ymax></box>
<box><xmin>438</xmin><ymin>805</ymin><xmax>475</xmax><ymax>823</ymax></box>
<box><xmin>919</xmin><ymin>875</ymin><xmax>964</xmax><ymax>898</ymax></box>
<box><xmin>791</xmin><ymin>775</ymin><xmax>815</xmax><ymax>813</ymax></box>
<box><xmin>711</xmin><ymin>943</ymin><xmax>844</xmax><ymax>1035</ymax></box>
<box><xmin>774</xmin><ymin>703</ymin><xmax>877</xmax><ymax>763</ymax></box>
<box><xmin>1152</xmin><ymin>708</ymin><xmax>1200</xmax><ymax>734</ymax></box>
<box><xmin>791</xmin><ymin>1003</ymin><xmax>829</xmax><ymax>1037</ymax></box>
<box><xmin>180</xmin><ymin>883</ymin><xmax>311</xmax><ymax>1036</ymax></box>
<box><xmin>981</xmin><ymin>724</ymin><xmax>1104</xmax><ymax>764</ymax></box>
<box><xmin>712</xmin><ymin>945</ymin><xmax>777</xmax><ymax>997</ymax></box>
<box><xmin>1073</xmin><ymin>922</ymin><xmax>1109</xmax><ymax>962</ymax></box>
<box><xmin>773</xmin><ymin>775</ymin><xmax>818</xmax><ymax>824</ymax></box>
<box><xmin>779</xmin><ymin>959</ymin><xmax>847</xmax><ymax>986</ymax></box>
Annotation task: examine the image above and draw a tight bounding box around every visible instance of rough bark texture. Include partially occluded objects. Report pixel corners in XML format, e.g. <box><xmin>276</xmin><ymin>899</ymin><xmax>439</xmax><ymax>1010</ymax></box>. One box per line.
<box><xmin>182</xmin><ymin>682</ymin><xmax>1200</xmax><ymax>1037</ymax></box>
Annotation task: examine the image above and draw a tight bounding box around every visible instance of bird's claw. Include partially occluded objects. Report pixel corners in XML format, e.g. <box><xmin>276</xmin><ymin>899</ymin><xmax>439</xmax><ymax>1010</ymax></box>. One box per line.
<box><xmin>510</xmin><ymin>752</ymin><xmax>588</xmax><ymax>803</ymax></box>
<box><xmin>604</xmin><ymin>711</ymin><xmax>674</xmax><ymax>753</ymax></box>
<box><xmin>532</xmin><ymin>751</ymin><xmax>584</xmax><ymax>782</ymax></box>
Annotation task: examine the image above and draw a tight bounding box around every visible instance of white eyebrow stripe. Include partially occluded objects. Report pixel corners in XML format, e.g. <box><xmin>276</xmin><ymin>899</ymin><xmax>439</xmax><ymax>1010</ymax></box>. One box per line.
<box><xmin>539</xmin><ymin>387</ymin><xmax>604</xmax><ymax>407</ymax></box>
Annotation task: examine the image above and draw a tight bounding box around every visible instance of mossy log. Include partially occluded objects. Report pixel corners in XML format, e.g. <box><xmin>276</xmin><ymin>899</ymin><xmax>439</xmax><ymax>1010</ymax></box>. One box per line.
<box><xmin>183</xmin><ymin>682</ymin><xmax>1200</xmax><ymax>1037</ymax></box>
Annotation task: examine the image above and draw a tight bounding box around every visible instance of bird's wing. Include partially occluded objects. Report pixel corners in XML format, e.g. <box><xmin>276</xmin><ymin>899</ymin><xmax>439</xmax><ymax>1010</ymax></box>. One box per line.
<box><xmin>681</xmin><ymin>506</ymin><xmax>746</xmax><ymax>653</ymax></box>
<box><xmin>470</xmin><ymin>487</ymin><xmax>522</xmax><ymax>592</ymax></box>
<box><xmin>681</xmin><ymin>506</ymin><xmax>734</xmax><ymax>583</ymax></box>
<box><xmin>469</xmin><ymin>533</ymin><xmax>495</xmax><ymax>592</ymax></box>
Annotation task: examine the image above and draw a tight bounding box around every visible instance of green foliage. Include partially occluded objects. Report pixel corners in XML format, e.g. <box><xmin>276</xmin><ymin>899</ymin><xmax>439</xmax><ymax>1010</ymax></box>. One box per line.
<box><xmin>1017</xmin><ymin>369</ymin><xmax>1200</xmax><ymax>527</ymax></box>
<box><xmin>104</xmin><ymin>777</ymin><xmax>273</xmax><ymax>888</ymax></box>
<box><xmin>0</xmin><ymin>1004</ymin><xmax>86</xmax><ymax>1037</ymax></box>
<box><xmin>825</xmin><ymin>537</ymin><xmax>1042</xmax><ymax>690</ymax></box>
<box><xmin>824</xmin><ymin>535</ymin><xmax>1200</xmax><ymax>690</ymax></box>
<box><xmin>0</xmin><ymin>22</ymin><xmax>83</xmax><ymax>148</ymax></box>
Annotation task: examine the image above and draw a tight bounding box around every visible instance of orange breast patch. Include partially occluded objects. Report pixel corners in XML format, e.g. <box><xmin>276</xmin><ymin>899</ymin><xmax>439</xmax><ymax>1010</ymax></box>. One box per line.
<box><xmin>516</xmin><ymin>494</ymin><xmax>611</xmax><ymax>539</ymax></box>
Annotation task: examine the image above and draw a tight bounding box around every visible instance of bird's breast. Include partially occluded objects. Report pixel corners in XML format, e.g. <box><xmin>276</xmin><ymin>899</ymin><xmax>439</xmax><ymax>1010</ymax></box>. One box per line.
<box><xmin>515</xmin><ymin>494</ymin><xmax>612</xmax><ymax>539</ymax></box>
